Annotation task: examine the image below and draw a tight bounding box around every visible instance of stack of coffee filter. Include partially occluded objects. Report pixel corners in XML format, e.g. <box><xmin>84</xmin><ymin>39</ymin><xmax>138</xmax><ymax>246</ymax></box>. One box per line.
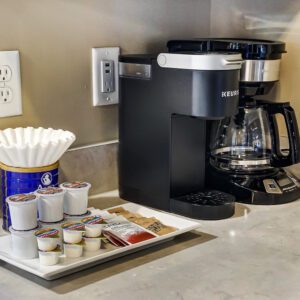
<box><xmin>0</xmin><ymin>127</ymin><xmax>75</xmax><ymax>167</ymax></box>
<box><xmin>0</xmin><ymin>127</ymin><xmax>76</xmax><ymax>230</ymax></box>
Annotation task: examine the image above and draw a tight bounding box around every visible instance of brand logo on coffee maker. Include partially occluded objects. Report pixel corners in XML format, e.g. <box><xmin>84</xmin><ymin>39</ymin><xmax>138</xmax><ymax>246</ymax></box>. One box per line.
<box><xmin>41</xmin><ymin>172</ymin><xmax>53</xmax><ymax>186</ymax></box>
<box><xmin>221</xmin><ymin>90</ymin><xmax>239</xmax><ymax>98</ymax></box>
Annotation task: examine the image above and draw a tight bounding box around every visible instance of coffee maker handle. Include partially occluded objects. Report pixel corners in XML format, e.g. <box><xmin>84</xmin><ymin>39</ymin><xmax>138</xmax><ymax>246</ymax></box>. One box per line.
<box><xmin>267</xmin><ymin>102</ymin><xmax>300</xmax><ymax>167</ymax></box>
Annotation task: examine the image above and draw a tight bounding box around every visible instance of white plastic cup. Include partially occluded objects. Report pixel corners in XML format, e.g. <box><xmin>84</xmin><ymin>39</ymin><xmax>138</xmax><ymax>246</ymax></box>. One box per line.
<box><xmin>9</xmin><ymin>227</ymin><xmax>38</xmax><ymax>259</ymax></box>
<box><xmin>6</xmin><ymin>194</ymin><xmax>38</xmax><ymax>230</ymax></box>
<box><xmin>83</xmin><ymin>237</ymin><xmax>101</xmax><ymax>252</ymax></box>
<box><xmin>35</xmin><ymin>228</ymin><xmax>60</xmax><ymax>251</ymax></box>
<box><xmin>36</xmin><ymin>187</ymin><xmax>65</xmax><ymax>223</ymax></box>
<box><xmin>84</xmin><ymin>224</ymin><xmax>103</xmax><ymax>238</ymax></box>
<box><xmin>82</xmin><ymin>216</ymin><xmax>104</xmax><ymax>238</ymax></box>
<box><xmin>38</xmin><ymin>246</ymin><xmax>61</xmax><ymax>266</ymax></box>
<box><xmin>60</xmin><ymin>182</ymin><xmax>91</xmax><ymax>215</ymax></box>
<box><xmin>61</xmin><ymin>222</ymin><xmax>85</xmax><ymax>244</ymax></box>
<box><xmin>64</xmin><ymin>243</ymin><xmax>83</xmax><ymax>258</ymax></box>
<box><xmin>39</xmin><ymin>219</ymin><xmax>65</xmax><ymax>247</ymax></box>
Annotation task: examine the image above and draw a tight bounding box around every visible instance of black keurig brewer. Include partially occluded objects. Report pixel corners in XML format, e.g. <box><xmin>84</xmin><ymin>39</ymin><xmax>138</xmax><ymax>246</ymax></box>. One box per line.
<box><xmin>118</xmin><ymin>52</ymin><xmax>243</xmax><ymax>219</ymax></box>
<box><xmin>168</xmin><ymin>38</ymin><xmax>300</xmax><ymax>205</ymax></box>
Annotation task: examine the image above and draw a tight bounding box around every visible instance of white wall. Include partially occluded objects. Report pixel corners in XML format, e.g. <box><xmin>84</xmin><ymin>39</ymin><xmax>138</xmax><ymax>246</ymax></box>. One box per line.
<box><xmin>0</xmin><ymin>0</ymin><xmax>211</xmax><ymax>146</ymax></box>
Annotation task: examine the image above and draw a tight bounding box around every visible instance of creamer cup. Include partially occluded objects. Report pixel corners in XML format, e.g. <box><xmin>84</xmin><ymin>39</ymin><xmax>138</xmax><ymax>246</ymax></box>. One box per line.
<box><xmin>82</xmin><ymin>215</ymin><xmax>104</xmax><ymax>238</ymax></box>
<box><xmin>61</xmin><ymin>222</ymin><xmax>85</xmax><ymax>244</ymax></box>
<box><xmin>35</xmin><ymin>227</ymin><xmax>60</xmax><ymax>251</ymax></box>
<box><xmin>36</xmin><ymin>187</ymin><xmax>65</xmax><ymax>223</ymax></box>
<box><xmin>6</xmin><ymin>194</ymin><xmax>38</xmax><ymax>230</ymax></box>
<box><xmin>83</xmin><ymin>237</ymin><xmax>101</xmax><ymax>251</ymax></box>
<box><xmin>64</xmin><ymin>242</ymin><xmax>83</xmax><ymax>258</ymax></box>
<box><xmin>9</xmin><ymin>226</ymin><xmax>38</xmax><ymax>259</ymax></box>
<box><xmin>39</xmin><ymin>218</ymin><xmax>65</xmax><ymax>246</ymax></box>
<box><xmin>60</xmin><ymin>181</ymin><xmax>91</xmax><ymax>215</ymax></box>
<box><xmin>38</xmin><ymin>245</ymin><xmax>61</xmax><ymax>266</ymax></box>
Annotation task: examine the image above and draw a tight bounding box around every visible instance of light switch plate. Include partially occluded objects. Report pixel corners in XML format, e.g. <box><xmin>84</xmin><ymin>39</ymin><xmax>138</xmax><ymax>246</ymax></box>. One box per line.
<box><xmin>92</xmin><ymin>47</ymin><xmax>120</xmax><ymax>106</ymax></box>
<box><xmin>0</xmin><ymin>51</ymin><xmax>22</xmax><ymax>118</ymax></box>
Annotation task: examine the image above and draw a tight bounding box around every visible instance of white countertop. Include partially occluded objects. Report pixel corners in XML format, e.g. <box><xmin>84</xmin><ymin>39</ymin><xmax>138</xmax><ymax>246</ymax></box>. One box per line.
<box><xmin>1</xmin><ymin>190</ymin><xmax>300</xmax><ymax>300</ymax></box>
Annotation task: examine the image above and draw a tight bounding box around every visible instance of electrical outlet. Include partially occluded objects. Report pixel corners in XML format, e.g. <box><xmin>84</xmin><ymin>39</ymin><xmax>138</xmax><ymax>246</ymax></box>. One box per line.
<box><xmin>100</xmin><ymin>60</ymin><xmax>115</xmax><ymax>93</ymax></box>
<box><xmin>0</xmin><ymin>65</ymin><xmax>12</xmax><ymax>82</ymax></box>
<box><xmin>0</xmin><ymin>51</ymin><xmax>22</xmax><ymax>118</ymax></box>
<box><xmin>0</xmin><ymin>87</ymin><xmax>13</xmax><ymax>103</ymax></box>
<box><xmin>92</xmin><ymin>47</ymin><xmax>120</xmax><ymax>106</ymax></box>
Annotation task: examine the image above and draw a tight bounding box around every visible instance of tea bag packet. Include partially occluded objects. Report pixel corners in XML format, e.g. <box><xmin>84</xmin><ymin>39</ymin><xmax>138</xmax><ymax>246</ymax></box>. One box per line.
<box><xmin>91</xmin><ymin>209</ymin><xmax>114</xmax><ymax>219</ymax></box>
<box><xmin>107</xmin><ymin>207</ymin><xmax>142</xmax><ymax>221</ymax></box>
<box><xmin>106</xmin><ymin>206</ymin><xmax>177</xmax><ymax>238</ymax></box>
<box><xmin>105</xmin><ymin>215</ymin><xmax>128</xmax><ymax>224</ymax></box>
<box><xmin>119</xmin><ymin>211</ymin><xmax>142</xmax><ymax>222</ymax></box>
<box><xmin>134</xmin><ymin>217</ymin><xmax>177</xmax><ymax>236</ymax></box>
<box><xmin>107</xmin><ymin>207</ymin><xmax>127</xmax><ymax>215</ymax></box>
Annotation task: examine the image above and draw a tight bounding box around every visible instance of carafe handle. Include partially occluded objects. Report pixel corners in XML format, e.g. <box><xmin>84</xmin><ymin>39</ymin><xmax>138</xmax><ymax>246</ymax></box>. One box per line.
<box><xmin>266</xmin><ymin>102</ymin><xmax>300</xmax><ymax>167</ymax></box>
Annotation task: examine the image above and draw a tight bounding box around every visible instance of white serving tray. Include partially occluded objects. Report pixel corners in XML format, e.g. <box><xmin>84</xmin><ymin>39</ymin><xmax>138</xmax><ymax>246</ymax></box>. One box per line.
<box><xmin>0</xmin><ymin>203</ymin><xmax>200</xmax><ymax>280</ymax></box>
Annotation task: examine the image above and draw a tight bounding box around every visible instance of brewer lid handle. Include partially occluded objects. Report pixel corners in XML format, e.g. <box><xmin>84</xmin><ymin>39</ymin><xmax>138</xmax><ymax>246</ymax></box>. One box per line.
<box><xmin>265</xmin><ymin>102</ymin><xmax>300</xmax><ymax>167</ymax></box>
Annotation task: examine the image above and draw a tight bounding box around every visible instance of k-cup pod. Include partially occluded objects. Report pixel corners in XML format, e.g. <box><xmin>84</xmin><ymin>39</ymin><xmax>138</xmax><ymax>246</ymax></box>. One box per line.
<box><xmin>60</xmin><ymin>181</ymin><xmax>91</xmax><ymax>215</ymax></box>
<box><xmin>63</xmin><ymin>242</ymin><xmax>83</xmax><ymax>258</ymax></box>
<box><xmin>82</xmin><ymin>215</ymin><xmax>104</xmax><ymax>238</ymax></box>
<box><xmin>36</xmin><ymin>187</ymin><xmax>65</xmax><ymax>223</ymax></box>
<box><xmin>9</xmin><ymin>226</ymin><xmax>38</xmax><ymax>259</ymax></box>
<box><xmin>83</xmin><ymin>237</ymin><xmax>101</xmax><ymax>252</ymax></box>
<box><xmin>61</xmin><ymin>222</ymin><xmax>85</xmax><ymax>244</ymax></box>
<box><xmin>38</xmin><ymin>245</ymin><xmax>61</xmax><ymax>266</ymax></box>
<box><xmin>35</xmin><ymin>227</ymin><xmax>60</xmax><ymax>251</ymax></box>
<box><xmin>6</xmin><ymin>194</ymin><xmax>38</xmax><ymax>230</ymax></box>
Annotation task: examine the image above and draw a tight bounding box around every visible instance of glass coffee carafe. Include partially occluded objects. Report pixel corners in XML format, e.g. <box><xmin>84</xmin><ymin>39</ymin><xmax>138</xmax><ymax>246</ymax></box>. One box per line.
<box><xmin>210</xmin><ymin>101</ymin><xmax>300</xmax><ymax>173</ymax></box>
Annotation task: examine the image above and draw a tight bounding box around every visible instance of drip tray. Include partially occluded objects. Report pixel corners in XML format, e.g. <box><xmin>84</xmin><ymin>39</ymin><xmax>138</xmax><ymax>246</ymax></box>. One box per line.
<box><xmin>171</xmin><ymin>190</ymin><xmax>235</xmax><ymax>220</ymax></box>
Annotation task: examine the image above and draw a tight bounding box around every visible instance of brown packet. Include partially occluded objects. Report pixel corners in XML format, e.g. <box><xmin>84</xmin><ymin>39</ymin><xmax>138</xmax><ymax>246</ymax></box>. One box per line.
<box><xmin>107</xmin><ymin>207</ymin><xmax>142</xmax><ymax>221</ymax></box>
<box><xmin>119</xmin><ymin>211</ymin><xmax>143</xmax><ymax>221</ymax></box>
<box><xmin>108</xmin><ymin>207</ymin><xmax>127</xmax><ymax>214</ymax></box>
<box><xmin>133</xmin><ymin>217</ymin><xmax>177</xmax><ymax>236</ymax></box>
<box><xmin>107</xmin><ymin>207</ymin><xmax>177</xmax><ymax>235</ymax></box>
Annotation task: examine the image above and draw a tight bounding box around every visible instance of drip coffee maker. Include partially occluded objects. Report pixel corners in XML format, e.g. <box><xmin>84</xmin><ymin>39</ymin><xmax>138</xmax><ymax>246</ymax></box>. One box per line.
<box><xmin>168</xmin><ymin>39</ymin><xmax>300</xmax><ymax>204</ymax></box>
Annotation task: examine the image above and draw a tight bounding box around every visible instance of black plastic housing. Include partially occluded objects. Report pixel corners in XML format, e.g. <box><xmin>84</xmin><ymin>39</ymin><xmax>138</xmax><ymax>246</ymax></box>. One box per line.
<box><xmin>119</xmin><ymin>54</ymin><xmax>240</xmax><ymax>218</ymax></box>
<box><xmin>167</xmin><ymin>38</ymin><xmax>286</xmax><ymax>98</ymax></box>
<box><xmin>167</xmin><ymin>38</ymin><xmax>286</xmax><ymax>60</ymax></box>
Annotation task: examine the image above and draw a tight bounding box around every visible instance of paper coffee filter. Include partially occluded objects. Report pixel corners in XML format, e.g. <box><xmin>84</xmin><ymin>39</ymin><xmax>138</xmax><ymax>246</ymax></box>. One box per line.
<box><xmin>0</xmin><ymin>127</ymin><xmax>76</xmax><ymax>167</ymax></box>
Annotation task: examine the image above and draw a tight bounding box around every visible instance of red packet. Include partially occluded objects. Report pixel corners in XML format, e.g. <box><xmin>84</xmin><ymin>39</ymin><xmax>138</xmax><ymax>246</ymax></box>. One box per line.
<box><xmin>103</xmin><ymin>219</ymin><xmax>157</xmax><ymax>245</ymax></box>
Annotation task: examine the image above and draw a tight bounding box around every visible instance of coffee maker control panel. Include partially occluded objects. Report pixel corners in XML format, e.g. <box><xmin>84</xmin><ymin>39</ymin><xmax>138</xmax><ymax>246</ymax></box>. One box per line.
<box><xmin>263</xmin><ymin>177</ymin><xmax>296</xmax><ymax>194</ymax></box>
<box><xmin>263</xmin><ymin>179</ymin><xmax>282</xmax><ymax>194</ymax></box>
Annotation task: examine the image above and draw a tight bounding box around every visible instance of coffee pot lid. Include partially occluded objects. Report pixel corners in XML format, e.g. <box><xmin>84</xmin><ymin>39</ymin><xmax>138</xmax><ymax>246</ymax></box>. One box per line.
<box><xmin>167</xmin><ymin>38</ymin><xmax>286</xmax><ymax>60</ymax></box>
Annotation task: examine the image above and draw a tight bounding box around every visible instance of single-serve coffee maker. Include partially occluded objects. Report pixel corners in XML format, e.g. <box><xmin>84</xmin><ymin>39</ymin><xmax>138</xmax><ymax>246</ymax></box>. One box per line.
<box><xmin>168</xmin><ymin>39</ymin><xmax>300</xmax><ymax>204</ymax></box>
<box><xmin>119</xmin><ymin>52</ymin><xmax>243</xmax><ymax>219</ymax></box>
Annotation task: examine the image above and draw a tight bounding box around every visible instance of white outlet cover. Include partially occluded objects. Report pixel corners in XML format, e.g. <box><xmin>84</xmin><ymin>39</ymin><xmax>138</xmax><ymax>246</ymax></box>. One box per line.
<box><xmin>92</xmin><ymin>47</ymin><xmax>120</xmax><ymax>106</ymax></box>
<box><xmin>0</xmin><ymin>51</ymin><xmax>22</xmax><ymax>118</ymax></box>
